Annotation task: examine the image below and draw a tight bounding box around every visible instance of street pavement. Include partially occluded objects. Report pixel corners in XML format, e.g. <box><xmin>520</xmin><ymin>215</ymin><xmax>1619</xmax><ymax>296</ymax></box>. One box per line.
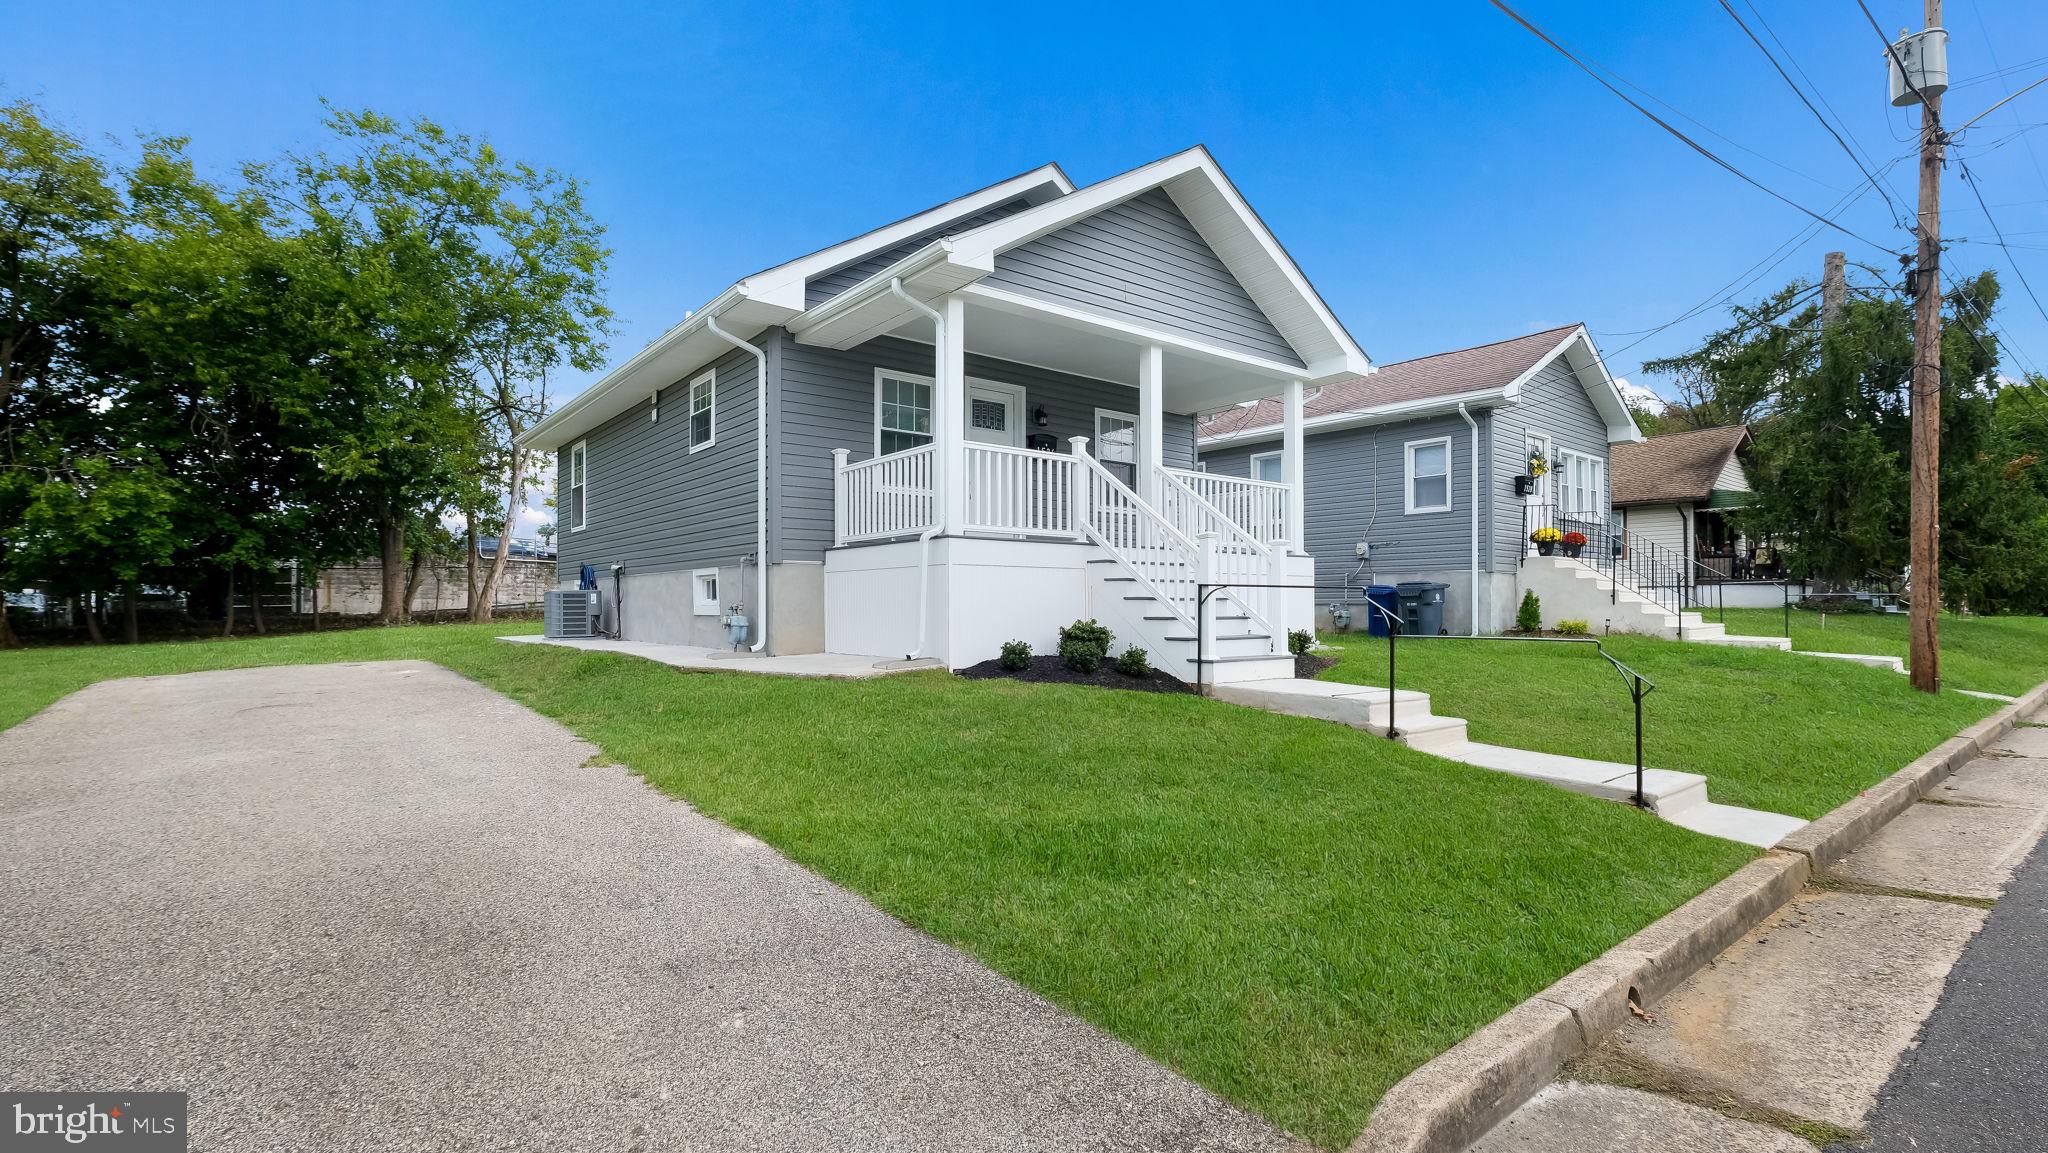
<box><xmin>0</xmin><ymin>661</ymin><xmax>1295</xmax><ymax>1153</ymax></box>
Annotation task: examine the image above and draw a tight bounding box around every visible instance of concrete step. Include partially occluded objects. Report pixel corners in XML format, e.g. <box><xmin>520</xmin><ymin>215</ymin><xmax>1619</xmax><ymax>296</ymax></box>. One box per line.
<box><xmin>1682</xmin><ymin>621</ymin><xmax>1727</xmax><ymax>641</ymax></box>
<box><xmin>1693</xmin><ymin>632</ymin><xmax>1794</xmax><ymax>651</ymax></box>
<box><xmin>1211</xmin><ymin>678</ymin><xmax>1435</xmax><ymax>729</ymax></box>
<box><xmin>1186</xmin><ymin>654</ymin><xmax>1299</xmax><ymax>684</ymax></box>
<box><xmin>1395</xmin><ymin>714</ymin><xmax>1470</xmax><ymax>752</ymax></box>
<box><xmin>1430</xmin><ymin>740</ymin><xmax>1708</xmax><ymax>813</ymax></box>
<box><xmin>1660</xmin><ymin>801</ymin><xmax>1810</xmax><ymax>847</ymax></box>
<box><xmin>1802</xmin><ymin>650</ymin><xmax>1907</xmax><ymax>672</ymax></box>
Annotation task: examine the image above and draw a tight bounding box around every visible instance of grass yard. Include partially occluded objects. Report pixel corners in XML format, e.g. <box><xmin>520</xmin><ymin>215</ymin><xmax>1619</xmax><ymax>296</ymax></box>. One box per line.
<box><xmin>1317</xmin><ymin>630</ymin><xmax>2007</xmax><ymax>820</ymax></box>
<box><xmin>1705</xmin><ymin>607</ymin><xmax>2048</xmax><ymax>698</ymax></box>
<box><xmin>0</xmin><ymin>623</ymin><xmax>1758</xmax><ymax>1149</ymax></box>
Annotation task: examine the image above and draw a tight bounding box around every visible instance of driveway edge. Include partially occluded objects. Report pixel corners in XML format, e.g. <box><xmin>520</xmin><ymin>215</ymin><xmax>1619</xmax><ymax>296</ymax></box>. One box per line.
<box><xmin>1346</xmin><ymin>677</ymin><xmax>2048</xmax><ymax>1153</ymax></box>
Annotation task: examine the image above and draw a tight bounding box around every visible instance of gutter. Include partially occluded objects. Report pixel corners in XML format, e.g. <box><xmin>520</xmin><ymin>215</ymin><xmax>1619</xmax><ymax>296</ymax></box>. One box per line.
<box><xmin>520</xmin><ymin>285</ymin><xmax>748</xmax><ymax>451</ymax></box>
<box><xmin>887</xmin><ymin>276</ymin><xmax>947</xmax><ymax>662</ymax></box>
<box><xmin>1457</xmin><ymin>403</ymin><xmax>1481</xmax><ymax>636</ymax></box>
<box><xmin>705</xmin><ymin>311</ymin><xmax>771</xmax><ymax>654</ymax></box>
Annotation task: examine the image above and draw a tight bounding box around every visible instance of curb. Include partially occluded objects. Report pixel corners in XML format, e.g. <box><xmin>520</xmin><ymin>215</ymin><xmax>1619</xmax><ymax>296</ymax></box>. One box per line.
<box><xmin>1346</xmin><ymin>677</ymin><xmax>2048</xmax><ymax>1153</ymax></box>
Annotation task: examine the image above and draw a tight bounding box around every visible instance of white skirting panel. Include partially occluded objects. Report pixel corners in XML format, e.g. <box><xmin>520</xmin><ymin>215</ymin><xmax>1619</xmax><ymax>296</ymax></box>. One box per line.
<box><xmin>823</xmin><ymin>536</ymin><xmax>1096</xmax><ymax>668</ymax></box>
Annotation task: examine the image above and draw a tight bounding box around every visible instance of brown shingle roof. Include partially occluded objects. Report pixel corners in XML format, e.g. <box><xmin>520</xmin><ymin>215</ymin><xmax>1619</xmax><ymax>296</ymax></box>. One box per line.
<box><xmin>1196</xmin><ymin>323</ymin><xmax>1583</xmax><ymax>441</ymax></box>
<box><xmin>1609</xmin><ymin>425</ymin><xmax>1751</xmax><ymax>506</ymax></box>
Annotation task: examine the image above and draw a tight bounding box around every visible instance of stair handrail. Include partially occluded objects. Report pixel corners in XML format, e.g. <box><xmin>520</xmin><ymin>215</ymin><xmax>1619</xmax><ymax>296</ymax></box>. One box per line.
<box><xmin>1153</xmin><ymin>466</ymin><xmax>1278</xmax><ymax>641</ymax></box>
<box><xmin>1070</xmin><ymin>441</ymin><xmax>1204</xmax><ymax>634</ymax></box>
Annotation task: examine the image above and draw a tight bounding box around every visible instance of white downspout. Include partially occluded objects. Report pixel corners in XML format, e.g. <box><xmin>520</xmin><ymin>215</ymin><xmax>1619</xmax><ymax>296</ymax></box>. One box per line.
<box><xmin>706</xmin><ymin>311</ymin><xmax>771</xmax><ymax>653</ymax></box>
<box><xmin>1458</xmin><ymin>403</ymin><xmax>1481</xmax><ymax>636</ymax></box>
<box><xmin>887</xmin><ymin>277</ymin><xmax>945</xmax><ymax>661</ymax></box>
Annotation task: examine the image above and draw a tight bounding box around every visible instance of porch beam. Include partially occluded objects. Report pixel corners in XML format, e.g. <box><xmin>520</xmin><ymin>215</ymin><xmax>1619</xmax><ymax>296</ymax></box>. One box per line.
<box><xmin>1138</xmin><ymin>343</ymin><xmax>1164</xmax><ymax>503</ymax></box>
<box><xmin>1283</xmin><ymin>379</ymin><xmax>1305</xmax><ymax>547</ymax></box>
<box><xmin>937</xmin><ymin>292</ymin><xmax>968</xmax><ymax>533</ymax></box>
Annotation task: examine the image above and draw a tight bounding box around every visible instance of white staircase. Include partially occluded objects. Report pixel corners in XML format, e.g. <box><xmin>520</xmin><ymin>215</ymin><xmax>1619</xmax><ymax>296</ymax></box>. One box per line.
<box><xmin>1518</xmin><ymin>556</ymin><xmax>1792</xmax><ymax>649</ymax></box>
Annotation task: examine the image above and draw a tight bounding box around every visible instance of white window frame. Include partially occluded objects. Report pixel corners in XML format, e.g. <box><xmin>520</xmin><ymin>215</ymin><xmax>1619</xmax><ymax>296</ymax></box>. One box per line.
<box><xmin>1556</xmin><ymin>448</ymin><xmax>1606</xmax><ymax>518</ymax></box>
<box><xmin>692</xmin><ymin>568</ymin><xmax>720</xmax><ymax>616</ymax></box>
<box><xmin>1093</xmin><ymin>408</ymin><xmax>1138</xmax><ymax>460</ymax></box>
<box><xmin>687</xmin><ymin>369</ymin><xmax>716</xmax><ymax>453</ymax></box>
<box><xmin>1404</xmin><ymin>436</ymin><xmax>1453</xmax><ymax>515</ymax></box>
<box><xmin>568</xmin><ymin>440</ymin><xmax>588</xmax><ymax>532</ymax></box>
<box><xmin>873</xmin><ymin>368</ymin><xmax>936</xmax><ymax>456</ymax></box>
<box><xmin>1248</xmin><ymin>450</ymin><xmax>1283</xmax><ymax>483</ymax></box>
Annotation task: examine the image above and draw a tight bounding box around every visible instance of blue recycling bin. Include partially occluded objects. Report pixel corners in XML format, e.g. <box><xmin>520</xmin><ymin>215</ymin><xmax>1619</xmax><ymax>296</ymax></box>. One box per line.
<box><xmin>1364</xmin><ymin>584</ymin><xmax>1399</xmax><ymax>637</ymax></box>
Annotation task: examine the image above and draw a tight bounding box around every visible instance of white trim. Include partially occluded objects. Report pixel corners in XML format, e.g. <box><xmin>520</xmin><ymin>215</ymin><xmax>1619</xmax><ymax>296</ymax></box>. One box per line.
<box><xmin>686</xmin><ymin>368</ymin><xmax>716</xmax><ymax>454</ymax></box>
<box><xmin>1248</xmin><ymin>449</ymin><xmax>1283</xmax><ymax>483</ymax></box>
<box><xmin>1093</xmin><ymin>408</ymin><xmax>1139</xmax><ymax>470</ymax></box>
<box><xmin>1198</xmin><ymin>384</ymin><xmax>1512</xmax><ymax>448</ymax></box>
<box><xmin>960</xmin><ymin>282</ymin><xmax>1315</xmax><ymax>383</ymax></box>
<box><xmin>692</xmin><ymin>568</ymin><xmax>721</xmax><ymax>616</ymax></box>
<box><xmin>874</xmin><ymin>367</ymin><xmax>937</xmax><ymax>456</ymax></box>
<box><xmin>966</xmin><ymin>377</ymin><xmax>1027</xmax><ymax>448</ymax></box>
<box><xmin>1404</xmin><ymin>436</ymin><xmax>1453</xmax><ymax>515</ymax></box>
<box><xmin>568</xmin><ymin>440</ymin><xmax>588</xmax><ymax>532</ymax></box>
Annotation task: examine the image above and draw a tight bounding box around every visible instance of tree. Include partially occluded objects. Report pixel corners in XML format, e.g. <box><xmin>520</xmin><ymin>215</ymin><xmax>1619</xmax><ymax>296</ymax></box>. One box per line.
<box><xmin>1643</xmin><ymin>283</ymin><xmax>1821</xmax><ymax>432</ymax></box>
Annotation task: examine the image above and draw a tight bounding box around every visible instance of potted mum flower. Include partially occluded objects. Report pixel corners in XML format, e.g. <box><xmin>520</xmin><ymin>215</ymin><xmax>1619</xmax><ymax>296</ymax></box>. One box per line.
<box><xmin>1530</xmin><ymin>526</ymin><xmax>1562</xmax><ymax>556</ymax></box>
<box><xmin>1562</xmin><ymin>530</ymin><xmax>1588</xmax><ymax>559</ymax></box>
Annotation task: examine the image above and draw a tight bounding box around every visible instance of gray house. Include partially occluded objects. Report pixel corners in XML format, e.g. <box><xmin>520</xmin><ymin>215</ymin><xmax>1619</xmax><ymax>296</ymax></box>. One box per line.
<box><xmin>521</xmin><ymin>147</ymin><xmax>1366</xmax><ymax>679</ymax></box>
<box><xmin>1197</xmin><ymin>325</ymin><xmax>1642</xmax><ymax>634</ymax></box>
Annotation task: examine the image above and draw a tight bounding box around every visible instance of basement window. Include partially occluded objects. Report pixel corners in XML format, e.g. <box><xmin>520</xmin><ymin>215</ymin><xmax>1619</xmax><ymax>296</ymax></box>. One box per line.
<box><xmin>693</xmin><ymin>569</ymin><xmax>720</xmax><ymax>616</ymax></box>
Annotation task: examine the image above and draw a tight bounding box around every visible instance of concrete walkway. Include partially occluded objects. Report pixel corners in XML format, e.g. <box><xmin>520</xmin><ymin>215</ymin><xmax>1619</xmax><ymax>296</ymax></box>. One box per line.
<box><xmin>1469</xmin><ymin>704</ymin><xmax>2048</xmax><ymax>1152</ymax></box>
<box><xmin>0</xmin><ymin>662</ymin><xmax>1293</xmax><ymax>1153</ymax></box>
<box><xmin>501</xmin><ymin>633</ymin><xmax>943</xmax><ymax>678</ymax></box>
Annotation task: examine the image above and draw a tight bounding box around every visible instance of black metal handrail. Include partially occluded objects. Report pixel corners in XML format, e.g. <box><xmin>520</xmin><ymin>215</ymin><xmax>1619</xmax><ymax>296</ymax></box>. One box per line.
<box><xmin>1192</xmin><ymin>581</ymin><xmax>1319</xmax><ymax>697</ymax></box>
<box><xmin>1524</xmin><ymin>503</ymin><xmax>1696</xmax><ymax>632</ymax></box>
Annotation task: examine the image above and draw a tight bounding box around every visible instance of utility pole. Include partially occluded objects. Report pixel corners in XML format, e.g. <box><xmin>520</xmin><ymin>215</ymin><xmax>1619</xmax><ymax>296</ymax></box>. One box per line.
<box><xmin>1822</xmin><ymin>251</ymin><xmax>1847</xmax><ymax>328</ymax></box>
<box><xmin>1907</xmin><ymin>0</ymin><xmax>1944</xmax><ymax>694</ymax></box>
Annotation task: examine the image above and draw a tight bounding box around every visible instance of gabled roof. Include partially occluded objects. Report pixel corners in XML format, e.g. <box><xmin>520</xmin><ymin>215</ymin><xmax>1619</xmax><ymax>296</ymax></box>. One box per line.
<box><xmin>1197</xmin><ymin>324</ymin><xmax>1642</xmax><ymax>446</ymax></box>
<box><xmin>1610</xmin><ymin>425</ymin><xmax>1752</xmax><ymax>506</ymax></box>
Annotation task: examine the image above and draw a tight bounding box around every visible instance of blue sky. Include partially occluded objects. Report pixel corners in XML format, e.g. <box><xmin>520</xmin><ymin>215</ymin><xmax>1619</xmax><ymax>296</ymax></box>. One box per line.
<box><xmin>15</xmin><ymin>1</ymin><xmax>2048</xmax><ymax>405</ymax></box>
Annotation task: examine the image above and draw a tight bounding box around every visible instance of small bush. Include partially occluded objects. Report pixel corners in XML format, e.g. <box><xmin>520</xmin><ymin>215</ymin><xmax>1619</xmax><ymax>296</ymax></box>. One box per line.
<box><xmin>1058</xmin><ymin>618</ymin><xmax>1114</xmax><ymax>674</ymax></box>
<box><xmin>1516</xmin><ymin>590</ymin><xmax>1543</xmax><ymax>632</ymax></box>
<box><xmin>1556</xmin><ymin>618</ymin><xmax>1590</xmax><ymax>636</ymax></box>
<box><xmin>1114</xmin><ymin>646</ymin><xmax>1151</xmax><ymax>677</ymax></box>
<box><xmin>1288</xmin><ymin>628</ymin><xmax>1315</xmax><ymax>656</ymax></box>
<box><xmin>998</xmin><ymin>639</ymin><xmax>1032</xmax><ymax>671</ymax></box>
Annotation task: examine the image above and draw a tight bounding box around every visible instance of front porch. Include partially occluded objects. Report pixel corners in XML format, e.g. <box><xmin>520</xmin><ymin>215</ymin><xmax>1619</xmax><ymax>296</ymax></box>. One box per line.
<box><xmin>806</xmin><ymin>289</ymin><xmax>1319</xmax><ymax>675</ymax></box>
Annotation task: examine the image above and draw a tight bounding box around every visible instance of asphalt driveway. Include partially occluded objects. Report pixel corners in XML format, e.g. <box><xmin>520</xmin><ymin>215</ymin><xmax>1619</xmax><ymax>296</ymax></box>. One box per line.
<box><xmin>0</xmin><ymin>660</ymin><xmax>1294</xmax><ymax>1152</ymax></box>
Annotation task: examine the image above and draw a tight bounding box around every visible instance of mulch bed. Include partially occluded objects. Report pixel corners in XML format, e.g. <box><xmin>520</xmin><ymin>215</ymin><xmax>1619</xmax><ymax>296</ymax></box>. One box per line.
<box><xmin>957</xmin><ymin>653</ymin><xmax>1194</xmax><ymax>694</ymax></box>
<box><xmin>1295</xmin><ymin>651</ymin><xmax>1336</xmax><ymax>679</ymax></box>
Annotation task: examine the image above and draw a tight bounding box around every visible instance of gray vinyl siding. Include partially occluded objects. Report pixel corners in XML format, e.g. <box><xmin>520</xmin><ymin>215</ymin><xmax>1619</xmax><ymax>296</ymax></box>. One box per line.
<box><xmin>776</xmin><ymin>334</ymin><xmax>1197</xmax><ymax>562</ymax></box>
<box><xmin>984</xmin><ymin>188</ymin><xmax>1304</xmax><ymax>366</ymax></box>
<box><xmin>1486</xmin><ymin>359</ymin><xmax>1613</xmax><ymax>571</ymax></box>
<box><xmin>554</xmin><ymin>344</ymin><xmax>761</xmax><ymax>581</ymax></box>
<box><xmin>1204</xmin><ymin>414</ymin><xmax>1482</xmax><ymax>600</ymax></box>
<box><xmin>804</xmin><ymin>199</ymin><xmax>1033</xmax><ymax>308</ymax></box>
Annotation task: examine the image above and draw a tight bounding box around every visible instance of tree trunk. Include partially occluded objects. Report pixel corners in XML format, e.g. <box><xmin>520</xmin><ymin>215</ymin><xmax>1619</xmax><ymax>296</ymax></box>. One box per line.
<box><xmin>377</xmin><ymin>511</ymin><xmax>407</xmax><ymax>624</ymax></box>
<box><xmin>465</xmin><ymin>517</ymin><xmax>480</xmax><ymax>621</ymax></box>
<box><xmin>0</xmin><ymin>596</ymin><xmax>18</xmax><ymax>650</ymax></box>
<box><xmin>252</xmin><ymin>573</ymin><xmax>267</xmax><ymax>636</ymax></box>
<box><xmin>84</xmin><ymin>593</ymin><xmax>104</xmax><ymax>645</ymax></box>
<box><xmin>123</xmin><ymin>583</ymin><xmax>140</xmax><ymax>644</ymax></box>
<box><xmin>404</xmin><ymin>546</ymin><xmax>429</xmax><ymax>615</ymax></box>
<box><xmin>472</xmin><ymin>452</ymin><xmax>527</xmax><ymax>622</ymax></box>
<box><xmin>221</xmin><ymin>567</ymin><xmax>237</xmax><ymax>637</ymax></box>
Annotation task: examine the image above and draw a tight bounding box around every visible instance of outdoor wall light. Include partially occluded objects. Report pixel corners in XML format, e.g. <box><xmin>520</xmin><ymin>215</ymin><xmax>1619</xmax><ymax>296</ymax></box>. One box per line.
<box><xmin>1033</xmin><ymin>405</ymin><xmax>1050</xmax><ymax>427</ymax></box>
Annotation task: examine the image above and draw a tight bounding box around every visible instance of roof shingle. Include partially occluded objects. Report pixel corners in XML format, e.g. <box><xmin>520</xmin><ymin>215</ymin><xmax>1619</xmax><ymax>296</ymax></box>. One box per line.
<box><xmin>1609</xmin><ymin>425</ymin><xmax>1751</xmax><ymax>506</ymax></box>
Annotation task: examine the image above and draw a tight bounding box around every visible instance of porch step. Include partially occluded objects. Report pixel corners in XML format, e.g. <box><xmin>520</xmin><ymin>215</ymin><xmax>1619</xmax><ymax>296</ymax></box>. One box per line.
<box><xmin>1147</xmin><ymin>612</ymin><xmax>1247</xmax><ymax>622</ymax></box>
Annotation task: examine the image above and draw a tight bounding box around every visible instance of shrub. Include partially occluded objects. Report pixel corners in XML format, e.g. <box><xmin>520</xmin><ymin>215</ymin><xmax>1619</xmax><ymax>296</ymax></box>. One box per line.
<box><xmin>1556</xmin><ymin>618</ymin><xmax>1590</xmax><ymax>636</ymax></box>
<box><xmin>1516</xmin><ymin>590</ymin><xmax>1542</xmax><ymax>632</ymax></box>
<box><xmin>1114</xmin><ymin>646</ymin><xmax>1151</xmax><ymax>677</ymax></box>
<box><xmin>998</xmin><ymin>639</ymin><xmax>1032</xmax><ymax>671</ymax></box>
<box><xmin>1287</xmin><ymin>628</ymin><xmax>1314</xmax><ymax>656</ymax></box>
<box><xmin>1058</xmin><ymin>618</ymin><xmax>1114</xmax><ymax>674</ymax></box>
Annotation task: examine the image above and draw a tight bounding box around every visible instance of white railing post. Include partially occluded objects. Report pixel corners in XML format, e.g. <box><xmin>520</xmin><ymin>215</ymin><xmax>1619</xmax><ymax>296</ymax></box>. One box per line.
<box><xmin>1267</xmin><ymin>536</ymin><xmax>1293</xmax><ymax>641</ymax></box>
<box><xmin>832</xmin><ymin>449</ymin><xmax>850</xmax><ymax>546</ymax></box>
<box><xmin>1069</xmin><ymin>437</ymin><xmax>1091</xmax><ymax>541</ymax></box>
<box><xmin>1196</xmin><ymin>530</ymin><xmax>1220</xmax><ymax>669</ymax></box>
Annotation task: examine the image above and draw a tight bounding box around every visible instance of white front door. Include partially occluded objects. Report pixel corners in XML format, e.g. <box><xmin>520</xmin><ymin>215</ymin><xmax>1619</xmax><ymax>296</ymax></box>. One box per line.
<box><xmin>967</xmin><ymin>381</ymin><xmax>1024</xmax><ymax>447</ymax></box>
<box><xmin>1524</xmin><ymin>430</ymin><xmax>1551</xmax><ymax>553</ymax></box>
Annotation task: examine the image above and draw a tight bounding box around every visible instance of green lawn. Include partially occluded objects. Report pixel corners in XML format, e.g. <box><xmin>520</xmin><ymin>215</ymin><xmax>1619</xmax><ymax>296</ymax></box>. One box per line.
<box><xmin>0</xmin><ymin>623</ymin><xmax>1757</xmax><ymax>1149</ymax></box>
<box><xmin>1702</xmin><ymin>607</ymin><xmax>2048</xmax><ymax>698</ymax></box>
<box><xmin>1317</xmin><ymin>630</ymin><xmax>2007</xmax><ymax>820</ymax></box>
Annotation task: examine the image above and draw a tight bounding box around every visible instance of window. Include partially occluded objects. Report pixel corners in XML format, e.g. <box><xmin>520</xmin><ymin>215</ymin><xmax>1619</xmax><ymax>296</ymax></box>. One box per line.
<box><xmin>875</xmin><ymin>371</ymin><xmax>934</xmax><ymax>455</ymax></box>
<box><xmin>1558</xmin><ymin>449</ymin><xmax>1606</xmax><ymax>517</ymax></box>
<box><xmin>1094</xmin><ymin>409</ymin><xmax>1137</xmax><ymax>485</ymax></box>
<box><xmin>568</xmin><ymin>440</ymin><xmax>587</xmax><ymax>531</ymax></box>
<box><xmin>1405</xmin><ymin>437</ymin><xmax>1451</xmax><ymax>514</ymax></box>
<box><xmin>692</xmin><ymin>568</ymin><xmax>720</xmax><ymax>616</ymax></box>
<box><xmin>688</xmin><ymin>370</ymin><xmax>715</xmax><ymax>452</ymax></box>
<box><xmin>1249</xmin><ymin>450</ymin><xmax>1283</xmax><ymax>483</ymax></box>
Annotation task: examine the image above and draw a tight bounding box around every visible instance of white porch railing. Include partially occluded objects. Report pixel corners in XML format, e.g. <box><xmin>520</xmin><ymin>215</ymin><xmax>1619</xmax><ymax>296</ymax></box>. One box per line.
<box><xmin>962</xmin><ymin>443</ymin><xmax>1082</xmax><ymax>538</ymax></box>
<box><xmin>1073</xmin><ymin>450</ymin><xmax>1205</xmax><ymax>631</ymax></box>
<box><xmin>1154</xmin><ymin>467</ymin><xmax>1282</xmax><ymax>641</ymax></box>
<box><xmin>833</xmin><ymin>445</ymin><xmax>936</xmax><ymax>544</ymax></box>
<box><xmin>1164</xmin><ymin>467</ymin><xmax>1289</xmax><ymax>544</ymax></box>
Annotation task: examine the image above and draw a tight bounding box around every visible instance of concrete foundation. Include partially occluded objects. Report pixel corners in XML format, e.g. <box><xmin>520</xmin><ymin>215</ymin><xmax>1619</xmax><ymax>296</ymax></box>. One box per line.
<box><xmin>1315</xmin><ymin>569</ymin><xmax>1516</xmax><ymax>636</ymax></box>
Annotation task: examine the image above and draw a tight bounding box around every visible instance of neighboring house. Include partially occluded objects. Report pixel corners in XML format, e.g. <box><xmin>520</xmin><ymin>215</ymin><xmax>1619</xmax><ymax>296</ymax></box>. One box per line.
<box><xmin>1197</xmin><ymin>325</ymin><xmax>1641</xmax><ymax>633</ymax></box>
<box><xmin>1610</xmin><ymin>425</ymin><xmax>1755</xmax><ymax>580</ymax></box>
<box><xmin>519</xmin><ymin>147</ymin><xmax>1368</xmax><ymax>680</ymax></box>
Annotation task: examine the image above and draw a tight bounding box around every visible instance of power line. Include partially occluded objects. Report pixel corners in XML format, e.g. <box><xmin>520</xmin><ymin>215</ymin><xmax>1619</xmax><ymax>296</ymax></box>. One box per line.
<box><xmin>1958</xmin><ymin>163</ymin><xmax>2048</xmax><ymax>327</ymax></box>
<box><xmin>1740</xmin><ymin>0</ymin><xmax>1910</xmax><ymax>204</ymax></box>
<box><xmin>1715</xmin><ymin>0</ymin><xmax>1910</xmax><ymax>227</ymax></box>
<box><xmin>1854</xmin><ymin>0</ymin><xmax>1941</xmax><ymax>129</ymax></box>
<box><xmin>1486</xmin><ymin>0</ymin><xmax>1905</xmax><ymax>254</ymax></box>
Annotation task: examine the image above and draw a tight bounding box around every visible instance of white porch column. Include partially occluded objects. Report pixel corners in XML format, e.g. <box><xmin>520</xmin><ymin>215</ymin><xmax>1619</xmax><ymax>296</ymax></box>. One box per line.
<box><xmin>936</xmin><ymin>292</ymin><xmax>968</xmax><ymax>533</ymax></box>
<box><xmin>1138</xmin><ymin>343</ymin><xmax>1164</xmax><ymax>503</ymax></box>
<box><xmin>1282</xmin><ymin>379</ymin><xmax>1306</xmax><ymax>548</ymax></box>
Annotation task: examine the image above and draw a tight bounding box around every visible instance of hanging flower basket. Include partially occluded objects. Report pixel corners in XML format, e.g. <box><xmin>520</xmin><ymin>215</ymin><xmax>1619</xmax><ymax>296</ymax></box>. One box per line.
<box><xmin>1530</xmin><ymin>526</ymin><xmax>1562</xmax><ymax>556</ymax></box>
<box><xmin>1562</xmin><ymin>530</ymin><xmax>1588</xmax><ymax>559</ymax></box>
